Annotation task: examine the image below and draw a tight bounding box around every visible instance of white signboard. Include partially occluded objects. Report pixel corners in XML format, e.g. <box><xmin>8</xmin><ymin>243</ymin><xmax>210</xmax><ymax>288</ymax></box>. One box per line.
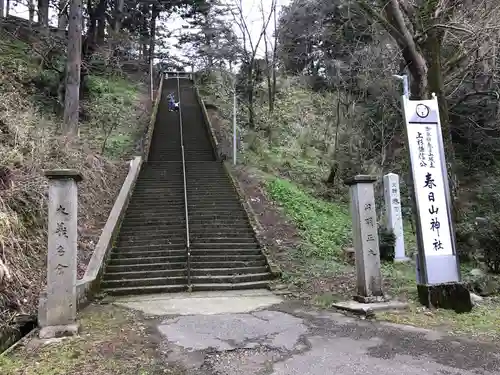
<box><xmin>403</xmin><ymin>96</ymin><xmax>454</xmax><ymax>257</ymax></box>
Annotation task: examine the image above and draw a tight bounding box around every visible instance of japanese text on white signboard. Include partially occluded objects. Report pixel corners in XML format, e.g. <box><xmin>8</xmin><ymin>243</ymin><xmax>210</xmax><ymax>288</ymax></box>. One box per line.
<box><xmin>404</xmin><ymin>99</ymin><xmax>454</xmax><ymax>257</ymax></box>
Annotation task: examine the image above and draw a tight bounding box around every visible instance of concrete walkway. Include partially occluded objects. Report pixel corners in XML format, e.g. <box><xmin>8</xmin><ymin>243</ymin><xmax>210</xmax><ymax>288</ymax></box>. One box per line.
<box><xmin>112</xmin><ymin>290</ymin><xmax>500</xmax><ymax>375</ymax></box>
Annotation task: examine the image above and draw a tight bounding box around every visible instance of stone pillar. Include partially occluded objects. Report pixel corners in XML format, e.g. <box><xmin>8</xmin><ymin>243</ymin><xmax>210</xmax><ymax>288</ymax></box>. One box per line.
<box><xmin>39</xmin><ymin>169</ymin><xmax>82</xmax><ymax>339</ymax></box>
<box><xmin>345</xmin><ymin>175</ymin><xmax>385</xmax><ymax>302</ymax></box>
<box><xmin>383</xmin><ymin>173</ymin><xmax>408</xmax><ymax>262</ymax></box>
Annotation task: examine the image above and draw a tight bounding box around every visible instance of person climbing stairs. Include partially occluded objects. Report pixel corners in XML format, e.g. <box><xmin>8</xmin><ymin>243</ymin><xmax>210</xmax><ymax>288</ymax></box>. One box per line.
<box><xmin>101</xmin><ymin>75</ymin><xmax>273</xmax><ymax>295</ymax></box>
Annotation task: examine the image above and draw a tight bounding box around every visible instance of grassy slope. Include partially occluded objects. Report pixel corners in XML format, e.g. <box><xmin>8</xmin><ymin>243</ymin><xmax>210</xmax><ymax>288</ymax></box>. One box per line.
<box><xmin>0</xmin><ymin>28</ymin><xmax>148</xmax><ymax>332</ymax></box>
<box><xmin>202</xmin><ymin>75</ymin><xmax>500</xmax><ymax>341</ymax></box>
<box><xmin>0</xmin><ymin>304</ymin><xmax>182</xmax><ymax>375</ymax></box>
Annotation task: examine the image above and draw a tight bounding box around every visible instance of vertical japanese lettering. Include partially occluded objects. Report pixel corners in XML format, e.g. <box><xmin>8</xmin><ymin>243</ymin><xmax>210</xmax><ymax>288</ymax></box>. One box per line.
<box><xmin>55</xmin><ymin>263</ymin><xmax>68</xmax><ymax>275</ymax></box>
<box><xmin>55</xmin><ymin>222</ymin><xmax>68</xmax><ymax>238</ymax></box>
<box><xmin>56</xmin><ymin>245</ymin><xmax>65</xmax><ymax>256</ymax></box>
<box><xmin>425</xmin><ymin>126</ymin><xmax>435</xmax><ymax>168</ymax></box>
<box><xmin>424</xmin><ymin>173</ymin><xmax>436</xmax><ymax>189</ymax></box>
<box><xmin>416</xmin><ymin>132</ymin><xmax>427</xmax><ymax>167</ymax></box>
<box><xmin>56</xmin><ymin>205</ymin><xmax>69</xmax><ymax>215</ymax></box>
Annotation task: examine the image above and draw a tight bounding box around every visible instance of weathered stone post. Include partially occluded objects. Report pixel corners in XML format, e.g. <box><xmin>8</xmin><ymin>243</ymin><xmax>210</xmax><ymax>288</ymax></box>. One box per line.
<box><xmin>39</xmin><ymin>169</ymin><xmax>82</xmax><ymax>339</ymax></box>
<box><xmin>345</xmin><ymin>175</ymin><xmax>385</xmax><ymax>302</ymax></box>
<box><xmin>383</xmin><ymin>173</ymin><xmax>408</xmax><ymax>262</ymax></box>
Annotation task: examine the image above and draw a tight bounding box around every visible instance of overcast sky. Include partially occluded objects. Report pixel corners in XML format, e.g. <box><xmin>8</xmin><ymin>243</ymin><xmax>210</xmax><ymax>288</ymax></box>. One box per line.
<box><xmin>5</xmin><ymin>0</ymin><xmax>289</xmax><ymax>68</ymax></box>
<box><xmin>168</xmin><ymin>0</ymin><xmax>289</xmax><ymax>63</ymax></box>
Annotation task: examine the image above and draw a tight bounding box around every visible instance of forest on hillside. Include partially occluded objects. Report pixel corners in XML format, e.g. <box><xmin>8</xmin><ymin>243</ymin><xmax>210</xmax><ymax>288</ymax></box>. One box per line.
<box><xmin>183</xmin><ymin>0</ymin><xmax>500</xmax><ymax>276</ymax></box>
<box><xmin>2</xmin><ymin>0</ymin><xmax>500</xmax><ymax>339</ymax></box>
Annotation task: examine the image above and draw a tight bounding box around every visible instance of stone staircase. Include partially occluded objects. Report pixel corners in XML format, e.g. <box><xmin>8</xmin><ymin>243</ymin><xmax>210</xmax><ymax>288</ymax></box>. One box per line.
<box><xmin>101</xmin><ymin>76</ymin><xmax>273</xmax><ymax>295</ymax></box>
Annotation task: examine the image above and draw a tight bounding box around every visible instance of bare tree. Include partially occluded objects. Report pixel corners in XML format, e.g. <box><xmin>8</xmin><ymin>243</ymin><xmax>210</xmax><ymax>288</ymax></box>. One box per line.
<box><xmin>259</xmin><ymin>0</ymin><xmax>278</xmax><ymax>113</ymax></box>
<box><xmin>113</xmin><ymin>0</ymin><xmax>125</xmax><ymax>30</ymax></box>
<box><xmin>58</xmin><ymin>0</ymin><xmax>69</xmax><ymax>29</ymax></box>
<box><xmin>28</xmin><ymin>0</ymin><xmax>35</xmax><ymax>23</ymax></box>
<box><xmin>360</xmin><ymin>0</ymin><xmax>500</xmax><ymax>213</ymax></box>
<box><xmin>37</xmin><ymin>0</ymin><xmax>49</xmax><ymax>29</ymax></box>
<box><xmin>227</xmin><ymin>0</ymin><xmax>274</xmax><ymax>128</ymax></box>
<box><xmin>63</xmin><ymin>0</ymin><xmax>82</xmax><ymax>136</ymax></box>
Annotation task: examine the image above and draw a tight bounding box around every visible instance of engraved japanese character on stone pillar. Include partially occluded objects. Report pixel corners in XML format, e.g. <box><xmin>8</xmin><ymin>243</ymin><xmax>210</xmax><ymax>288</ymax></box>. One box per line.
<box><xmin>345</xmin><ymin>175</ymin><xmax>385</xmax><ymax>303</ymax></box>
<box><xmin>40</xmin><ymin>169</ymin><xmax>83</xmax><ymax>339</ymax></box>
<box><xmin>383</xmin><ymin>173</ymin><xmax>407</xmax><ymax>261</ymax></box>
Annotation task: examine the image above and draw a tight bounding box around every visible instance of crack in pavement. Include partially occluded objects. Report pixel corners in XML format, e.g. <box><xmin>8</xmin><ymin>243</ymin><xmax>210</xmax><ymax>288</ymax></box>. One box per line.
<box><xmin>126</xmin><ymin>299</ymin><xmax>500</xmax><ymax>375</ymax></box>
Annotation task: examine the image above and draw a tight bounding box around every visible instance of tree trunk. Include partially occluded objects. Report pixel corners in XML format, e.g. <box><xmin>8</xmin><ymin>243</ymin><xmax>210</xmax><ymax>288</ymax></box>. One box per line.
<box><xmin>63</xmin><ymin>0</ymin><xmax>82</xmax><ymax>136</ymax></box>
<box><xmin>0</xmin><ymin>0</ymin><xmax>4</xmax><ymax>18</ymax></box>
<box><xmin>28</xmin><ymin>0</ymin><xmax>35</xmax><ymax>23</ymax></box>
<box><xmin>246</xmin><ymin>63</ymin><xmax>255</xmax><ymax>129</ymax></box>
<box><xmin>423</xmin><ymin>29</ymin><xmax>460</xmax><ymax>218</ymax></box>
<box><xmin>141</xmin><ymin>3</ymin><xmax>149</xmax><ymax>63</ymax></box>
<box><xmin>148</xmin><ymin>5</ymin><xmax>159</xmax><ymax>63</ymax></box>
<box><xmin>262</xmin><ymin>29</ymin><xmax>273</xmax><ymax>113</ymax></box>
<box><xmin>37</xmin><ymin>0</ymin><xmax>49</xmax><ymax>29</ymax></box>
<box><xmin>95</xmin><ymin>0</ymin><xmax>107</xmax><ymax>45</ymax></box>
<box><xmin>113</xmin><ymin>0</ymin><xmax>124</xmax><ymax>30</ymax></box>
<box><xmin>5</xmin><ymin>0</ymin><xmax>9</xmax><ymax>16</ymax></box>
<box><xmin>58</xmin><ymin>0</ymin><xmax>68</xmax><ymax>29</ymax></box>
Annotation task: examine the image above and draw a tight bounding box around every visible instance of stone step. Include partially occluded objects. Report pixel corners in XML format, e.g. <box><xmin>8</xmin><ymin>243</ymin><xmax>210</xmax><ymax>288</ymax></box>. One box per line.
<box><xmin>187</xmin><ymin>205</ymin><xmax>244</xmax><ymax>210</ymax></box>
<box><xmin>133</xmin><ymin>183</ymin><xmax>184</xmax><ymax>189</ymax></box>
<box><xmin>189</xmin><ymin>237</ymin><xmax>256</xmax><ymax>244</ymax></box>
<box><xmin>103</xmin><ymin>284</ymin><xmax>188</xmax><ymax>296</ymax></box>
<box><xmin>189</xmin><ymin>230</ymin><xmax>255</xmax><ymax>237</ymax></box>
<box><xmin>190</xmin><ymin>254</ymin><xmax>265</xmax><ymax>262</ymax></box>
<box><xmin>121</xmin><ymin>218</ymin><xmax>186</xmax><ymax>226</ymax></box>
<box><xmin>118</xmin><ymin>236</ymin><xmax>186</xmax><ymax>244</ymax></box>
<box><xmin>191</xmin><ymin>273</ymin><xmax>271</xmax><ymax>284</ymax></box>
<box><xmin>118</xmin><ymin>227</ymin><xmax>187</xmax><ymax>235</ymax></box>
<box><xmin>185</xmin><ymin>184</ymin><xmax>235</xmax><ymax>188</ymax></box>
<box><xmin>115</xmin><ymin>244</ymin><xmax>185</xmax><ymax>252</ymax></box>
<box><xmin>102</xmin><ymin>276</ymin><xmax>187</xmax><ymax>289</ymax></box>
<box><xmin>185</xmin><ymin>198</ymin><xmax>241</xmax><ymax>203</ymax></box>
<box><xmin>110</xmin><ymin>249</ymin><xmax>186</xmax><ymax>259</ymax></box>
<box><xmin>128</xmin><ymin>200</ymin><xmax>185</xmax><ymax>206</ymax></box>
<box><xmin>103</xmin><ymin>268</ymin><xmax>186</xmax><ymax>280</ymax></box>
<box><xmin>108</xmin><ymin>255</ymin><xmax>187</xmax><ymax>266</ymax></box>
<box><xmin>119</xmin><ymin>229</ymin><xmax>253</xmax><ymax>238</ymax></box>
<box><xmin>125</xmin><ymin>208</ymin><xmax>186</xmax><ymax>213</ymax></box>
<box><xmin>121</xmin><ymin>218</ymin><xmax>245</xmax><ymax>226</ymax></box>
<box><xmin>190</xmin><ymin>248</ymin><xmax>261</xmax><ymax>255</ymax></box>
<box><xmin>128</xmin><ymin>198</ymin><xmax>184</xmax><ymax>204</ymax></box>
<box><xmin>119</xmin><ymin>224</ymin><xmax>251</xmax><ymax>232</ymax></box>
<box><xmin>123</xmin><ymin>212</ymin><xmax>187</xmax><ymax>219</ymax></box>
<box><xmin>105</xmin><ymin>262</ymin><xmax>186</xmax><ymax>273</ymax></box>
<box><xmin>190</xmin><ymin>260</ymin><xmax>267</xmax><ymax>268</ymax></box>
<box><xmin>187</xmin><ymin>212</ymin><xmax>249</xmax><ymax>219</ymax></box>
<box><xmin>190</xmin><ymin>266</ymin><xmax>268</xmax><ymax>276</ymax></box>
<box><xmin>190</xmin><ymin>235</ymin><xmax>256</xmax><ymax>242</ymax></box>
<box><xmin>190</xmin><ymin>280</ymin><xmax>270</xmax><ymax>291</ymax></box>
<box><xmin>117</xmin><ymin>238</ymin><xmax>186</xmax><ymax>247</ymax></box>
<box><xmin>119</xmin><ymin>223</ymin><xmax>186</xmax><ymax>231</ymax></box>
<box><xmin>130</xmin><ymin>191</ymin><xmax>184</xmax><ymax>197</ymax></box>
<box><xmin>190</xmin><ymin>242</ymin><xmax>259</xmax><ymax>249</ymax></box>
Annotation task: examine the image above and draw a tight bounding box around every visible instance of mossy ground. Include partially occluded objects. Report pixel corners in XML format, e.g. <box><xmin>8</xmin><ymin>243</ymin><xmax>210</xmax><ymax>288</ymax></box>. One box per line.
<box><xmin>0</xmin><ymin>304</ymin><xmax>184</xmax><ymax>375</ymax></box>
<box><xmin>0</xmin><ymin>26</ymin><xmax>149</xmax><ymax>333</ymax></box>
<box><xmin>238</xmin><ymin>168</ymin><xmax>500</xmax><ymax>342</ymax></box>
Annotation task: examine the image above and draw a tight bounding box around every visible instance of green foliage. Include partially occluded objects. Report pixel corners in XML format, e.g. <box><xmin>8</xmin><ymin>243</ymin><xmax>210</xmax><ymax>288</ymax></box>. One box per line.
<box><xmin>381</xmin><ymin>262</ymin><xmax>417</xmax><ymax>299</ymax></box>
<box><xmin>0</xmin><ymin>36</ymin><xmax>37</xmax><ymax>81</ymax></box>
<box><xmin>266</xmin><ymin>177</ymin><xmax>351</xmax><ymax>258</ymax></box>
<box><xmin>87</xmin><ymin>75</ymin><xmax>139</xmax><ymax>101</ymax></box>
<box><xmin>84</xmin><ymin>75</ymin><xmax>141</xmax><ymax>157</ymax></box>
<box><xmin>378</xmin><ymin>226</ymin><xmax>396</xmax><ymax>262</ymax></box>
<box><xmin>103</xmin><ymin>133</ymin><xmax>135</xmax><ymax>158</ymax></box>
<box><xmin>475</xmin><ymin>218</ymin><xmax>500</xmax><ymax>274</ymax></box>
<box><xmin>463</xmin><ymin>267</ymin><xmax>500</xmax><ymax>296</ymax></box>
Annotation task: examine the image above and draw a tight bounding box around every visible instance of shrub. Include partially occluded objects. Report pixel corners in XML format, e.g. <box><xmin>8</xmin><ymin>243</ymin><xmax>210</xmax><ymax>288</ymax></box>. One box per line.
<box><xmin>378</xmin><ymin>226</ymin><xmax>396</xmax><ymax>262</ymax></box>
<box><xmin>475</xmin><ymin>218</ymin><xmax>500</xmax><ymax>274</ymax></box>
